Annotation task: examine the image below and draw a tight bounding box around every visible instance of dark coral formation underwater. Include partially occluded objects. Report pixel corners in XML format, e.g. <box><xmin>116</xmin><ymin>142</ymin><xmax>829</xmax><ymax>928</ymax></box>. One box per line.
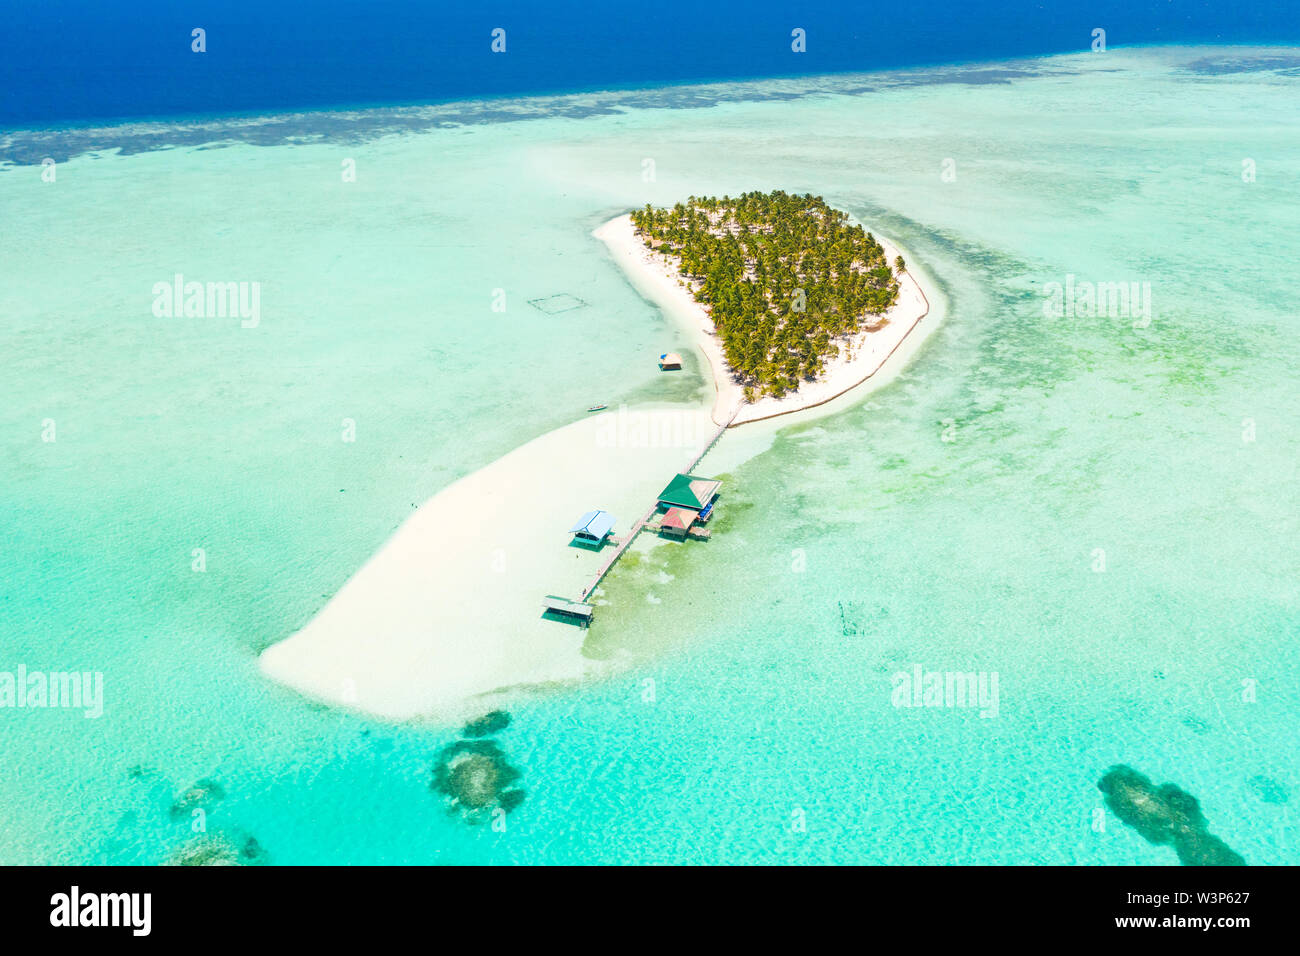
<box><xmin>122</xmin><ymin>767</ymin><xmax>268</xmax><ymax>866</ymax></box>
<box><xmin>1098</xmin><ymin>765</ymin><xmax>1245</xmax><ymax>866</ymax></box>
<box><xmin>431</xmin><ymin>713</ymin><xmax>526</xmax><ymax>823</ymax></box>
<box><xmin>461</xmin><ymin>710</ymin><xmax>511</xmax><ymax>738</ymax></box>
<box><xmin>167</xmin><ymin>831</ymin><xmax>267</xmax><ymax>866</ymax></box>
<box><xmin>168</xmin><ymin>777</ymin><xmax>226</xmax><ymax>820</ymax></box>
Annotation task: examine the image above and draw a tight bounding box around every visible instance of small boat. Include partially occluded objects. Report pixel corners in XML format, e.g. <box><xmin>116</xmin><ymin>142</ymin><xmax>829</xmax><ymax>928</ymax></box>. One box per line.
<box><xmin>586</xmin><ymin>404</ymin><xmax>608</xmax><ymax>412</ymax></box>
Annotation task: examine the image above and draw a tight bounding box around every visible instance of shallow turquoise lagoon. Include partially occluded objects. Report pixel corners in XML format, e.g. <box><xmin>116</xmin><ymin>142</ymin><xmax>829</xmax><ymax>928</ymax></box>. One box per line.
<box><xmin>1</xmin><ymin>46</ymin><xmax>1296</xmax><ymax>864</ymax></box>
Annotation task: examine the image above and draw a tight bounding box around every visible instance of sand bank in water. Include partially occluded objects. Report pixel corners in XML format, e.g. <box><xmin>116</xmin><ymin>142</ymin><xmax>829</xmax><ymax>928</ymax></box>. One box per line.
<box><xmin>260</xmin><ymin>406</ymin><xmax>715</xmax><ymax>723</ymax></box>
<box><xmin>262</xmin><ymin>213</ymin><xmax>940</xmax><ymax>724</ymax></box>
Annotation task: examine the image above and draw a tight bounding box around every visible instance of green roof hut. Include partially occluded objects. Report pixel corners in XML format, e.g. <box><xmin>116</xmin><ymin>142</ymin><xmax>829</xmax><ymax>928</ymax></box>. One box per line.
<box><xmin>656</xmin><ymin>473</ymin><xmax>721</xmax><ymax>514</ymax></box>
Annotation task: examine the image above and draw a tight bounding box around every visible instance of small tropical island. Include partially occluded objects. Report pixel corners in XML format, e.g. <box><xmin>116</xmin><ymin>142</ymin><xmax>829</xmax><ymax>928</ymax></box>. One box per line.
<box><xmin>261</xmin><ymin>194</ymin><xmax>936</xmax><ymax>723</ymax></box>
<box><xmin>598</xmin><ymin>191</ymin><xmax>931</xmax><ymax>425</ymax></box>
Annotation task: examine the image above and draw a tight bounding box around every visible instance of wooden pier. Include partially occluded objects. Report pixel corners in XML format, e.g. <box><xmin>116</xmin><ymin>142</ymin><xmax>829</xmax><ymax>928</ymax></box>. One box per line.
<box><xmin>578</xmin><ymin>500</ymin><xmax>659</xmax><ymax>601</ymax></box>
<box><xmin>684</xmin><ymin>403</ymin><xmax>743</xmax><ymax>473</ymax></box>
<box><xmin>576</xmin><ymin>403</ymin><xmax>742</xmax><ymax>603</ymax></box>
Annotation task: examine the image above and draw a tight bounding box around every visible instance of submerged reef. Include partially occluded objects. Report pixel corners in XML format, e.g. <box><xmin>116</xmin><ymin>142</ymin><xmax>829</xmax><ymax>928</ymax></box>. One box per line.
<box><xmin>1247</xmin><ymin>775</ymin><xmax>1289</xmax><ymax>805</ymax></box>
<box><xmin>118</xmin><ymin>766</ymin><xmax>266</xmax><ymax>865</ymax></box>
<box><xmin>166</xmin><ymin>831</ymin><xmax>267</xmax><ymax>867</ymax></box>
<box><xmin>432</xmin><ymin>730</ymin><xmax>525</xmax><ymax>823</ymax></box>
<box><xmin>1098</xmin><ymin>765</ymin><xmax>1245</xmax><ymax>866</ymax></box>
<box><xmin>461</xmin><ymin>710</ymin><xmax>511</xmax><ymax>738</ymax></box>
<box><xmin>168</xmin><ymin>778</ymin><xmax>226</xmax><ymax>820</ymax></box>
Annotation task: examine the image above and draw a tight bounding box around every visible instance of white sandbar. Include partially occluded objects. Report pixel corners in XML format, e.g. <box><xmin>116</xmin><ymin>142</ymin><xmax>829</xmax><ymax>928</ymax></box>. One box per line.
<box><xmin>260</xmin><ymin>405</ymin><xmax>715</xmax><ymax>723</ymax></box>
<box><xmin>262</xmin><ymin>212</ymin><xmax>940</xmax><ymax>724</ymax></box>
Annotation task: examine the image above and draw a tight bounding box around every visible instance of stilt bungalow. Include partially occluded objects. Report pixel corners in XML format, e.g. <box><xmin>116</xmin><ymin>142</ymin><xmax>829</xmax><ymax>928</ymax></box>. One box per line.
<box><xmin>656</xmin><ymin>473</ymin><xmax>721</xmax><ymax>513</ymax></box>
<box><xmin>658</xmin><ymin>507</ymin><xmax>696</xmax><ymax>539</ymax></box>
<box><xmin>568</xmin><ymin>509</ymin><xmax>616</xmax><ymax>546</ymax></box>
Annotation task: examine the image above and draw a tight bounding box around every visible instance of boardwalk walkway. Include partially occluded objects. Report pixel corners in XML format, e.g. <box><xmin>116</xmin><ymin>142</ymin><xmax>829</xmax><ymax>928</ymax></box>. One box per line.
<box><xmin>577</xmin><ymin>403</ymin><xmax>742</xmax><ymax>602</ymax></box>
<box><xmin>683</xmin><ymin>403</ymin><xmax>742</xmax><ymax>473</ymax></box>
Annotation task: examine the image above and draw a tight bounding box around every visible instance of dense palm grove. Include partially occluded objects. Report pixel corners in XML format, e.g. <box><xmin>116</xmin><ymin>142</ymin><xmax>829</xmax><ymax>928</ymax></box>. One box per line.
<box><xmin>631</xmin><ymin>191</ymin><xmax>901</xmax><ymax>399</ymax></box>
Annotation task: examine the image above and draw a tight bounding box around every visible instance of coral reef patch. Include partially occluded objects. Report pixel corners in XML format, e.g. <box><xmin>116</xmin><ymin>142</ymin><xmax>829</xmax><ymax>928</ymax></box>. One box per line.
<box><xmin>462</xmin><ymin>710</ymin><xmax>511</xmax><ymax>738</ymax></box>
<box><xmin>1247</xmin><ymin>775</ymin><xmax>1289</xmax><ymax>805</ymax></box>
<box><xmin>432</xmin><ymin>715</ymin><xmax>525</xmax><ymax>823</ymax></box>
<box><xmin>1098</xmin><ymin>765</ymin><xmax>1245</xmax><ymax>865</ymax></box>
<box><xmin>168</xmin><ymin>778</ymin><xmax>226</xmax><ymax>820</ymax></box>
<box><xmin>166</xmin><ymin>831</ymin><xmax>267</xmax><ymax>866</ymax></box>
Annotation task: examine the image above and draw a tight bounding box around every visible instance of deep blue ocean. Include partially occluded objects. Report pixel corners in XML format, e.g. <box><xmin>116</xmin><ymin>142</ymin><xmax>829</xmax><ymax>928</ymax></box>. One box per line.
<box><xmin>2</xmin><ymin>0</ymin><xmax>1298</xmax><ymax>127</ymax></box>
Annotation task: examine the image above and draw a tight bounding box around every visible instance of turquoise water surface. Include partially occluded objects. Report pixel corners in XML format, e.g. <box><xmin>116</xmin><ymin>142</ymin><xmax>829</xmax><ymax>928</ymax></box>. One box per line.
<box><xmin>1</xmin><ymin>46</ymin><xmax>1296</xmax><ymax>864</ymax></box>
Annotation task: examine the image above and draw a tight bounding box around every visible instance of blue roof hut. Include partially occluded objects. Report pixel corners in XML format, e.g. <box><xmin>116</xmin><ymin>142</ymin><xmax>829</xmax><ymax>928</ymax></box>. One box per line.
<box><xmin>568</xmin><ymin>509</ymin><xmax>616</xmax><ymax>546</ymax></box>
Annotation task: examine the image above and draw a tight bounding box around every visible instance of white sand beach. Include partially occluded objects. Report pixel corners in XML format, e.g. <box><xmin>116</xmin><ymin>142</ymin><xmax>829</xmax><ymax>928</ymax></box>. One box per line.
<box><xmin>260</xmin><ymin>405</ymin><xmax>716</xmax><ymax>723</ymax></box>
<box><xmin>593</xmin><ymin>214</ymin><xmax>932</xmax><ymax>426</ymax></box>
<box><xmin>262</xmin><ymin>212</ymin><xmax>939</xmax><ymax>724</ymax></box>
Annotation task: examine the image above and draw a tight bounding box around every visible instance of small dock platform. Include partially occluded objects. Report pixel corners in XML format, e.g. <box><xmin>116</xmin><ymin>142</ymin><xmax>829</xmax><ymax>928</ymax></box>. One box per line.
<box><xmin>542</xmin><ymin>595</ymin><xmax>595</xmax><ymax>628</ymax></box>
